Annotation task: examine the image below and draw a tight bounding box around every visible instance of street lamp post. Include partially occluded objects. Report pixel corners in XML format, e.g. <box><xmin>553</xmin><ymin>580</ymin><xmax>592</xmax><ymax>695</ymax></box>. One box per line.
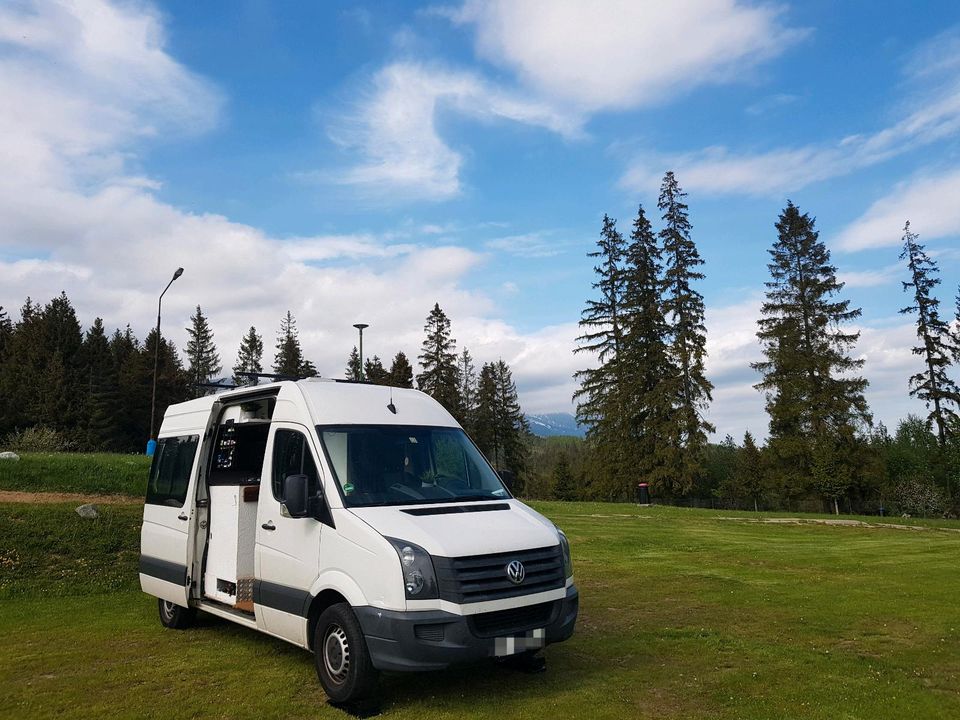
<box><xmin>148</xmin><ymin>267</ymin><xmax>184</xmax><ymax>454</ymax></box>
<box><xmin>353</xmin><ymin>323</ymin><xmax>369</xmax><ymax>381</ymax></box>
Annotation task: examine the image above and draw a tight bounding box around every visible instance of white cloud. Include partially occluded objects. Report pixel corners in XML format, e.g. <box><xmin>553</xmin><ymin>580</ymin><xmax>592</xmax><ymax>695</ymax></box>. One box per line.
<box><xmin>484</xmin><ymin>231</ymin><xmax>570</xmax><ymax>258</ymax></box>
<box><xmin>445</xmin><ymin>0</ymin><xmax>805</xmax><ymax>112</ymax></box>
<box><xmin>326</xmin><ymin>62</ymin><xmax>582</xmax><ymax>201</ymax></box>
<box><xmin>834</xmin><ymin>169</ymin><xmax>960</xmax><ymax>251</ymax></box>
<box><xmin>621</xmin><ymin>26</ymin><xmax>960</xmax><ymax>196</ymax></box>
<box><xmin>837</xmin><ymin>263</ymin><xmax>903</xmax><ymax>288</ymax></box>
<box><xmin>0</xmin><ymin>0</ymin><xmax>221</xmax><ymax>190</ymax></box>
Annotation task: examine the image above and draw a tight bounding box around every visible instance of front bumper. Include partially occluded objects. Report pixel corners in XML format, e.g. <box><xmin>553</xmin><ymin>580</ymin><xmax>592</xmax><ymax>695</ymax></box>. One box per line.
<box><xmin>355</xmin><ymin>584</ymin><xmax>579</xmax><ymax>672</ymax></box>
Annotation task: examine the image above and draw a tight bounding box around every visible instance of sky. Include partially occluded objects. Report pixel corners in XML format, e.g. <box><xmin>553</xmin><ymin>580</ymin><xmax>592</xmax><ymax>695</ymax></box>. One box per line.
<box><xmin>1</xmin><ymin>0</ymin><xmax>959</xmax><ymax>440</ymax></box>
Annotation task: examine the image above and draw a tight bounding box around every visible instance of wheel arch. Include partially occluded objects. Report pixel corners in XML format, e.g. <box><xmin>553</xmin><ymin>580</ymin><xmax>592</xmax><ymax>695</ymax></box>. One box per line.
<box><xmin>306</xmin><ymin>589</ymin><xmax>350</xmax><ymax>651</ymax></box>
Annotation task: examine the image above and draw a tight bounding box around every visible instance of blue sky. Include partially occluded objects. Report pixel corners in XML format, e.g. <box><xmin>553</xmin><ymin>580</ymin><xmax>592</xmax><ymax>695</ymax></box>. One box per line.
<box><xmin>1</xmin><ymin>0</ymin><xmax>959</xmax><ymax>439</ymax></box>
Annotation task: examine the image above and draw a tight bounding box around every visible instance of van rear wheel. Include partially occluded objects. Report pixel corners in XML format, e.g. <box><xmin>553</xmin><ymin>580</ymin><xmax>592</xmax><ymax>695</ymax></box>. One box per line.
<box><xmin>314</xmin><ymin>603</ymin><xmax>379</xmax><ymax>704</ymax></box>
<box><xmin>158</xmin><ymin>598</ymin><xmax>196</xmax><ymax>629</ymax></box>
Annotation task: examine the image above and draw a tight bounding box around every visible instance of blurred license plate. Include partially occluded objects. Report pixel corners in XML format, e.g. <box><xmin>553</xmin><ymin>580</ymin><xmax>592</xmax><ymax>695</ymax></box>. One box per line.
<box><xmin>494</xmin><ymin>627</ymin><xmax>545</xmax><ymax>656</ymax></box>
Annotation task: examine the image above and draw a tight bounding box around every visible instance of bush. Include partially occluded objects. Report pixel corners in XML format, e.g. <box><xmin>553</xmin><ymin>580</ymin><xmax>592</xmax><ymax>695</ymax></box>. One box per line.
<box><xmin>2</xmin><ymin>426</ymin><xmax>74</xmax><ymax>453</ymax></box>
<box><xmin>893</xmin><ymin>478</ymin><xmax>947</xmax><ymax>517</ymax></box>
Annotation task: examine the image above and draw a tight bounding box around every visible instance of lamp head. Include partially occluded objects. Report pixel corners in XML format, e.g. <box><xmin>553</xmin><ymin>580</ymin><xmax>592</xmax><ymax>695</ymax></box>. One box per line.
<box><xmin>173</xmin><ymin>267</ymin><xmax>184</xmax><ymax>280</ymax></box>
<box><xmin>353</xmin><ymin>323</ymin><xmax>369</xmax><ymax>331</ymax></box>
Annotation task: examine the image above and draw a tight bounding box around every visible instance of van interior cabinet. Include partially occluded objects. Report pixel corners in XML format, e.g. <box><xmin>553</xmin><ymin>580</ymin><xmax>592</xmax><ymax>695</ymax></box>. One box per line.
<box><xmin>203</xmin><ymin>412</ymin><xmax>269</xmax><ymax>611</ymax></box>
<box><xmin>204</xmin><ymin>484</ymin><xmax>258</xmax><ymax>608</ymax></box>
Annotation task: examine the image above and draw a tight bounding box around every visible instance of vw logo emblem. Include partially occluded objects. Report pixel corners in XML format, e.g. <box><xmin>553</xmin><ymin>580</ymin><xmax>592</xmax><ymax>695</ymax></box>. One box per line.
<box><xmin>506</xmin><ymin>560</ymin><xmax>525</xmax><ymax>585</ymax></box>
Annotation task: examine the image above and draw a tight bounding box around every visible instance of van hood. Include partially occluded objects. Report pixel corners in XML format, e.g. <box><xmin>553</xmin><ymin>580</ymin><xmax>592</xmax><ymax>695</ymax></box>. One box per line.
<box><xmin>348</xmin><ymin>499</ymin><xmax>560</xmax><ymax>558</ymax></box>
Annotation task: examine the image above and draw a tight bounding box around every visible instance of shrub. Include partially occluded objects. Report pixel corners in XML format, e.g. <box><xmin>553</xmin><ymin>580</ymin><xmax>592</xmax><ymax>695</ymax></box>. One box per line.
<box><xmin>2</xmin><ymin>426</ymin><xmax>74</xmax><ymax>453</ymax></box>
<box><xmin>893</xmin><ymin>477</ymin><xmax>947</xmax><ymax>517</ymax></box>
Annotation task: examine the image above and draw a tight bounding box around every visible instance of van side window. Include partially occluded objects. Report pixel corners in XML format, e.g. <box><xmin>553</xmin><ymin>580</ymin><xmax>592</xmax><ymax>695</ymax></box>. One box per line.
<box><xmin>272</xmin><ymin>430</ymin><xmax>320</xmax><ymax>502</ymax></box>
<box><xmin>146</xmin><ymin>435</ymin><xmax>199</xmax><ymax>507</ymax></box>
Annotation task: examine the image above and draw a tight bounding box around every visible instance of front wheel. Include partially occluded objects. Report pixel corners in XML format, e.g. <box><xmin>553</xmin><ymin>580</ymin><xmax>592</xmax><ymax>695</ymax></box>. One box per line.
<box><xmin>158</xmin><ymin>598</ymin><xmax>196</xmax><ymax>629</ymax></box>
<box><xmin>314</xmin><ymin>603</ymin><xmax>379</xmax><ymax>704</ymax></box>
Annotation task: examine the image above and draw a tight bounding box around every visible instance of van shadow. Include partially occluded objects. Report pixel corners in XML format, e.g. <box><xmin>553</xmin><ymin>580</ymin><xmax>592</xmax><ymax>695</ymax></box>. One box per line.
<box><xmin>191</xmin><ymin>613</ymin><xmax>600</xmax><ymax>717</ymax></box>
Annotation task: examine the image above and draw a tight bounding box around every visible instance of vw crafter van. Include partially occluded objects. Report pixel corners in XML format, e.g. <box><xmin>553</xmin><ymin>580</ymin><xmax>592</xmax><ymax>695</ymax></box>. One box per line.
<box><xmin>139</xmin><ymin>379</ymin><xmax>578</xmax><ymax>702</ymax></box>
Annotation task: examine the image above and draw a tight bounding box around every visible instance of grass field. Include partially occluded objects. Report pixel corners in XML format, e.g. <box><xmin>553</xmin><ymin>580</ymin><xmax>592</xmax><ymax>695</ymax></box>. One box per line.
<box><xmin>0</xmin><ymin>452</ymin><xmax>150</xmax><ymax>496</ymax></box>
<box><xmin>2</xmin><ymin>495</ymin><xmax>959</xmax><ymax>719</ymax></box>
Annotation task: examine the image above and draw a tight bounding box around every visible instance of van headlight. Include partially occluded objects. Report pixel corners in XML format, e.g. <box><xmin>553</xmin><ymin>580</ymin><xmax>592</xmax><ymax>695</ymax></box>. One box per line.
<box><xmin>386</xmin><ymin>537</ymin><xmax>439</xmax><ymax>599</ymax></box>
<box><xmin>558</xmin><ymin>529</ymin><xmax>573</xmax><ymax>578</ymax></box>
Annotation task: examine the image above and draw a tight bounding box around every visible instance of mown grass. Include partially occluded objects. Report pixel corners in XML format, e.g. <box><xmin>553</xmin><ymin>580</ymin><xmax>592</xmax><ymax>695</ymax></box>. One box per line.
<box><xmin>0</xmin><ymin>452</ymin><xmax>150</xmax><ymax>495</ymax></box>
<box><xmin>0</xmin><ymin>502</ymin><xmax>142</xmax><ymax>597</ymax></box>
<box><xmin>2</xmin><ymin>500</ymin><xmax>959</xmax><ymax>719</ymax></box>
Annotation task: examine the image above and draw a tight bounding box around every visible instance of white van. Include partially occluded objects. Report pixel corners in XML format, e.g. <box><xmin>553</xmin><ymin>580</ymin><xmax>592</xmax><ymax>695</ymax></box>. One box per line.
<box><xmin>140</xmin><ymin>379</ymin><xmax>578</xmax><ymax>702</ymax></box>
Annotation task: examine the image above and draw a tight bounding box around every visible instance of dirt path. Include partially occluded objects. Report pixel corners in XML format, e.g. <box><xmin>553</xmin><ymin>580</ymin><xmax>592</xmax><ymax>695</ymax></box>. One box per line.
<box><xmin>0</xmin><ymin>490</ymin><xmax>140</xmax><ymax>505</ymax></box>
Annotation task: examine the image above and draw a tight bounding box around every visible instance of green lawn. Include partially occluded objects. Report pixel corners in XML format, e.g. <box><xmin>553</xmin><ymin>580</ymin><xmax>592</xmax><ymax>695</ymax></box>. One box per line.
<box><xmin>0</xmin><ymin>452</ymin><xmax>151</xmax><ymax>496</ymax></box>
<box><xmin>2</xmin><ymin>499</ymin><xmax>958</xmax><ymax>719</ymax></box>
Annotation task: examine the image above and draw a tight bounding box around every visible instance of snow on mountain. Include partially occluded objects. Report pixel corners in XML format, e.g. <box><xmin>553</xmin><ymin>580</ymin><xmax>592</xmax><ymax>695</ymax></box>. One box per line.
<box><xmin>525</xmin><ymin>412</ymin><xmax>585</xmax><ymax>438</ymax></box>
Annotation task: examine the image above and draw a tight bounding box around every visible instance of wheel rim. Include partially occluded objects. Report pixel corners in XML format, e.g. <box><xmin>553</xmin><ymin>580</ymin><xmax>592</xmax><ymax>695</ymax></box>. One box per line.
<box><xmin>322</xmin><ymin>623</ymin><xmax>351</xmax><ymax>685</ymax></box>
<box><xmin>161</xmin><ymin>601</ymin><xmax>176</xmax><ymax>621</ymax></box>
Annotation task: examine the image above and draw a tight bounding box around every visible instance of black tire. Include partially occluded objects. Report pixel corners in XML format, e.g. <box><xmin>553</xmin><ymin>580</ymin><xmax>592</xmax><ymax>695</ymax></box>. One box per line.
<box><xmin>313</xmin><ymin>603</ymin><xmax>379</xmax><ymax>704</ymax></box>
<box><xmin>158</xmin><ymin>598</ymin><xmax>197</xmax><ymax>629</ymax></box>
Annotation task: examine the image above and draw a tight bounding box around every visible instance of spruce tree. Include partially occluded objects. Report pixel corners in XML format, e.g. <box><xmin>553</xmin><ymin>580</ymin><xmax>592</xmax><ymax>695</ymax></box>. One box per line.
<box><xmin>345</xmin><ymin>346</ymin><xmax>361</xmax><ymax>380</ymax></box>
<box><xmin>364</xmin><ymin>355</ymin><xmax>389</xmax><ymax>384</ymax></box>
<box><xmin>473</xmin><ymin>363</ymin><xmax>499</xmax><ymax>458</ymax></box>
<box><xmin>416</xmin><ymin>303</ymin><xmax>461</xmax><ymax>415</ymax></box>
<box><xmin>274</xmin><ymin>311</ymin><xmax>306</xmax><ymax>377</ymax></box>
<box><xmin>459</xmin><ymin>348</ymin><xmax>478</xmax><ymax>433</ymax></box>
<box><xmin>621</xmin><ymin>203</ymin><xmax>677</xmax><ymax>493</ymax></box>
<box><xmin>658</xmin><ymin>172</ymin><xmax>713</xmax><ymax>494</ymax></box>
<box><xmin>186</xmin><ymin>305</ymin><xmax>221</xmax><ymax>396</ymax></box>
<box><xmin>753</xmin><ymin>202</ymin><xmax>871</xmax><ymax>504</ymax></box>
<box><xmin>899</xmin><ymin>221</ymin><xmax>959</xmax><ymax>445</ymax></box>
<box><xmin>735</xmin><ymin>431</ymin><xmax>764</xmax><ymax>512</ymax></box>
<box><xmin>81</xmin><ymin>318</ymin><xmax>122</xmax><ymax>450</ymax></box>
<box><xmin>573</xmin><ymin>215</ymin><xmax>627</xmax><ymax>496</ymax></box>
<box><xmin>552</xmin><ymin>454</ymin><xmax>576</xmax><ymax>501</ymax></box>
<box><xmin>493</xmin><ymin>359</ymin><xmax>529</xmax><ymax>481</ymax></box>
<box><xmin>233</xmin><ymin>326</ymin><xmax>263</xmax><ymax>385</ymax></box>
<box><xmin>388</xmin><ymin>351</ymin><xmax>414</xmax><ymax>388</ymax></box>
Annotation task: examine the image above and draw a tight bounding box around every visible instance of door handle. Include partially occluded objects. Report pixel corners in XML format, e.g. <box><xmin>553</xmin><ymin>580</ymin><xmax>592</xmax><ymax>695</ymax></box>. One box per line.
<box><xmin>261</xmin><ymin>521</ymin><xmax>276</xmax><ymax>531</ymax></box>
<box><xmin>178</xmin><ymin>513</ymin><xmax>188</xmax><ymax>521</ymax></box>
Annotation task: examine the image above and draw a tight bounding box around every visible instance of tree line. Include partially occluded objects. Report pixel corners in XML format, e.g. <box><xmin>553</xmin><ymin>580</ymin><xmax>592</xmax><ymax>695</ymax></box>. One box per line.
<box><xmin>571</xmin><ymin>171</ymin><xmax>960</xmax><ymax>515</ymax></box>
<box><xmin>0</xmin><ymin>299</ymin><xmax>529</xmax><ymax>487</ymax></box>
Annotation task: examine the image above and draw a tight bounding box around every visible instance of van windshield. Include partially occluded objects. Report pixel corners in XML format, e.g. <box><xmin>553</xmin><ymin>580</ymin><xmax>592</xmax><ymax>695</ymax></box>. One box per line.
<box><xmin>317</xmin><ymin>425</ymin><xmax>510</xmax><ymax>508</ymax></box>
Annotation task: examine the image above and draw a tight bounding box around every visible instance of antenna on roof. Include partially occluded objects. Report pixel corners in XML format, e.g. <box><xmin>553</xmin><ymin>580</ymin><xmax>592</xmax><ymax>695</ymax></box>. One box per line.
<box><xmin>387</xmin><ymin>386</ymin><xmax>397</xmax><ymax>415</ymax></box>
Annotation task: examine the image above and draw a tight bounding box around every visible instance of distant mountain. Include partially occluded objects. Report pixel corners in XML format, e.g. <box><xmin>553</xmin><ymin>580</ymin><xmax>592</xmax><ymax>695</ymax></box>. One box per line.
<box><xmin>525</xmin><ymin>412</ymin><xmax>585</xmax><ymax>438</ymax></box>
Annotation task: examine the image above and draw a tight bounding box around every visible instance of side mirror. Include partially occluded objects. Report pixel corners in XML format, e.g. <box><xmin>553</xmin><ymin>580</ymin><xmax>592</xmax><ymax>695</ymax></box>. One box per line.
<box><xmin>499</xmin><ymin>468</ymin><xmax>516</xmax><ymax>491</ymax></box>
<box><xmin>282</xmin><ymin>473</ymin><xmax>310</xmax><ymax>518</ymax></box>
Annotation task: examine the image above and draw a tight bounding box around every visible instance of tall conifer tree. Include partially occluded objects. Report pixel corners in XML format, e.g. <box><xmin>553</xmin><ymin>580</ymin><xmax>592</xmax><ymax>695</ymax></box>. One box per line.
<box><xmin>186</xmin><ymin>305</ymin><xmax>221</xmax><ymax>396</ymax></box>
<box><xmin>416</xmin><ymin>303</ymin><xmax>461</xmax><ymax>416</ymax></box>
<box><xmin>753</xmin><ymin>202</ymin><xmax>871</xmax><ymax>504</ymax></box>
<box><xmin>621</xmin><ymin>203</ymin><xmax>677</xmax><ymax>491</ymax></box>
<box><xmin>233</xmin><ymin>326</ymin><xmax>263</xmax><ymax>385</ymax></box>
<box><xmin>459</xmin><ymin>348</ymin><xmax>478</xmax><ymax>433</ymax></box>
<box><xmin>899</xmin><ymin>221</ymin><xmax>959</xmax><ymax>445</ymax></box>
<box><xmin>82</xmin><ymin>318</ymin><xmax>122</xmax><ymax>449</ymax></box>
<box><xmin>574</xmin><ymin>215</ymin><xmax>627</xmax><ymax>495</ymax></box>
<box><xmin>658</xmin><ymin>172</ymin><xmax>713</xmax><ymax>494</ymax></box>
<box><xmin>493</xmin><ymin>359</ymin><xmax>529</xmax><ymax>481</ymax></box>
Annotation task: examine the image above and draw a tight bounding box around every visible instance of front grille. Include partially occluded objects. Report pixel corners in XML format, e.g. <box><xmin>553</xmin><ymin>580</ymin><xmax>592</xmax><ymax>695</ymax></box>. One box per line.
<box><xmin>469</xmin><ymin>601</ymin><xmax>557</xmax><ymax>638</ymax></box>
<box><xmin>433</xmin><ymin>545</ymin><xmax>565</xmax><ymax>604</ymax></box>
